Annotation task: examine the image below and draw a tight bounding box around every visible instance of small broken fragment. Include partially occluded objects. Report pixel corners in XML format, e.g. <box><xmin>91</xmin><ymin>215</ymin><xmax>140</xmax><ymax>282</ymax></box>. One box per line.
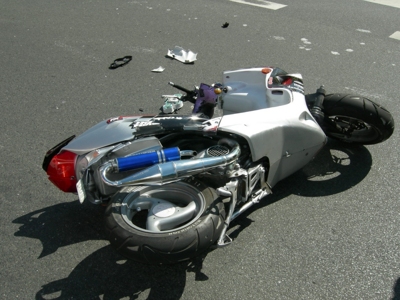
<box><xmin>167</xmin><ymin>46</ymin><xmax>197</xmax><ymax>64</ymax></box>
<box><xmin>109</xmin><ymin>56</ymin><xmax>132</xmax><ymax>69</ymax></box>
<box><xmin>151</xmin><ymin>66</ymin><xmax>165</xmax><ymax>73</ymax></box>
<box><xmin>162</xmin><ymin>96</ymin><xmax>183</xmax><ymax>114</ymax></box>
<box><xmin>222</xmin><ymin>22</ymin><xmax>229</xmax><ymax>28</ymax></box>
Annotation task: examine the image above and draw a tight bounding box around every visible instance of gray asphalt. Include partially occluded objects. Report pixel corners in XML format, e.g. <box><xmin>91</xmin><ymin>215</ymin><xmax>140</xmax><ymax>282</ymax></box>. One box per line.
<box><xmin>1</xmin><ymin>0</ymin><xmax>400</xmax><ymax>299</ymax></box>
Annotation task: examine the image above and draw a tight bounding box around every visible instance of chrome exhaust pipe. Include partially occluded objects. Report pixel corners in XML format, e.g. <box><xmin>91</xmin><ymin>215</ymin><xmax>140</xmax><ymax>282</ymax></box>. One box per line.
<box><xmin>100</xmin><ymin>139</ymin><xmax>240</xmax><ymax>187</ymax></box>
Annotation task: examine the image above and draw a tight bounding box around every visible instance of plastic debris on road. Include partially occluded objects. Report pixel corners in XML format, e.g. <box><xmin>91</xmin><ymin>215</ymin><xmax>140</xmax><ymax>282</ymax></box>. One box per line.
<box><xmin>151</xmin><ymin>66</ymin><xmax>165</xmax><ymax>73</ymax></box>
<box><xmin>161</xmin><ymin>94</ymin><xmax>183</xmax><ymax>114</ymax></box>
<box><xmin>109</xmin><ymin>56</ymin><xmax>132</xmax><ymax>69</ymax></box>
<box><xmin>167</xmin><ymin>46</ymin><xmax>197</xmax><ymax>64</ymax></box>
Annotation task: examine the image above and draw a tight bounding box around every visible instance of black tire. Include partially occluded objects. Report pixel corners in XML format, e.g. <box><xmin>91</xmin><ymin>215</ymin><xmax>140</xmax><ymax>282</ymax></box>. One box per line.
<box><xmin>104</xmin><ymin>178</ymin><xmax>226</xmax><ymax>264</ymax></box>
<box><xmin>321</xmin><ymin>94</ymin><xmax>394</xmax><ymax>144</ymax></box>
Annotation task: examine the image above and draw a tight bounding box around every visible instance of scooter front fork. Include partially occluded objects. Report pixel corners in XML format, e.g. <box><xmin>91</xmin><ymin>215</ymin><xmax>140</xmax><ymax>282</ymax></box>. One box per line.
<box><xmin>215</xmin><ymin>179</ymin><xmax>239</xmax><ymax>247</ymax></box>
<box><xmin>214</xmin><ymin>172</ymin><xmax>272</xmax><ymax>248</ymax></box>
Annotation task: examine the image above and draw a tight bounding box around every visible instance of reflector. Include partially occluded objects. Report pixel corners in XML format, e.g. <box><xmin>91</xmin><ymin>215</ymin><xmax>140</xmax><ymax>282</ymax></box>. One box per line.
<box><xmin>47</xmin><ymin>151</ymin><xmax>78</xmax><ymax>193</ymax></box>
<box><xmin>261</xmin><ymin>68</ymin><xmax>272</xmax><ymax>74</ymax></box>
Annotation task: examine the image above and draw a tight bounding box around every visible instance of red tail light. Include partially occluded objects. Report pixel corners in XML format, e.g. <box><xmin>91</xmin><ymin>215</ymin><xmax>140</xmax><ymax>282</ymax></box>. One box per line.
<box><xmin>282</xmin><ymin>77</ymin><xmax>293</xmax><ymax>85</ymax></box>
<box><xmin>46</xmin><ymin>150</ymin><xmax>78</xmax><ymax>193</ymax></box>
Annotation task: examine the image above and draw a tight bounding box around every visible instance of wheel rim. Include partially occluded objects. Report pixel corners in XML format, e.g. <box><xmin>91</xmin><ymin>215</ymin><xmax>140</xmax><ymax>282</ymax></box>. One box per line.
<box><xmin>327</xmin><ymin>115</ymin><xmax>380</xmax><ymax>143</ymax></box>
<box><xmin>120</xmin><ymin>183</ymin><xmax>206</xmax><ymax>233</ymax></box>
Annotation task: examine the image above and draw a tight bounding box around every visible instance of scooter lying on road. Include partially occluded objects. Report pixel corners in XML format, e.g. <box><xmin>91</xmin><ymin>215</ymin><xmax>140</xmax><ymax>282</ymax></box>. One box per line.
<box><xmin>42</xmin><ymin>67</ymin><xmax>394</xmax><ymax>264</ymax></box>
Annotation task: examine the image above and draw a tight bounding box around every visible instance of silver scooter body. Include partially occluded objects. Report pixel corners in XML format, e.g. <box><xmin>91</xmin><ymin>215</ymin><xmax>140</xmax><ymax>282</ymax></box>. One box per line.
<box><xmin>62</xmin><ymin>67</ymin><xmax>326</xmax><ymax>192</ymax></box>
<box><xmin>41</xmin><ymin>66</ymin><xmax>391</xmax><ymax>257</ymax></box>
<box><xmin>218</xmin><ymin>67</ymin><xmax>326</xmax><ymax>187</ymax></box>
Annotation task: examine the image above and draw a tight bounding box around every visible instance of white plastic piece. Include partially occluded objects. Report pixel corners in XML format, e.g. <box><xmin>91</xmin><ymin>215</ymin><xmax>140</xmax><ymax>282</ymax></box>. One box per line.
<box><xmin>167</xmin><ymin>46</ymin><xmax>197</xmax><ymax>63</ymax></box>
<box><xmin>151</xmin><ymin>66</ymin><xmax>165</xmax><ymax>73</ymax></box>
<box><xmin>161</xmin><ymin>94</ymin><xmax>184</xmax><ymax>114</ymax></box>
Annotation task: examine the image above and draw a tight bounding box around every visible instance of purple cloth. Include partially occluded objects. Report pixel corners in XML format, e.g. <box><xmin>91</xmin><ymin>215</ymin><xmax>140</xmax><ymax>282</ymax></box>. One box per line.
<box><xmin>193</xmin><ymin>83</ymin><xmax>218</xmax><ymax>113</ymax></box>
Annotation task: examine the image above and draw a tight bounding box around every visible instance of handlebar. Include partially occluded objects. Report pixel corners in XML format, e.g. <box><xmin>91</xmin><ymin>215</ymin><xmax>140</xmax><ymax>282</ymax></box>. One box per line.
<box><xmin>313</xmin><ymin>85</ymin><xmax>326</xmax><ymax>109</ymax></box>
<box><xmin>165</xmin><ymin>81</ymin><xmax>224</xmax><ymax>117</ymax></box>
<box><xmin>168</xmin><ymin>82</ymin><xmax>194</xmax><ymax>95</ymax></box>
<box><xmin>309</xmin><ymin>85</ymin><xmax>326</xmax><ymax>127</ymax></box>
<box><xmin>168</xmin><ymin>81</ymin><xmax>197</xmax><ymax>103</ymax></box>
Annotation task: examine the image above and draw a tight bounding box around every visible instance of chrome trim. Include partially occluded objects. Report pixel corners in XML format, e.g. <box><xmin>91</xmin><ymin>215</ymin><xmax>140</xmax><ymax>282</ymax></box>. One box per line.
<box><xmin>100</xmin><ymin>140</ymin><xmax>241</xmax><ymax>187</ymax></box>
<box><xmin>179</xmin><ymin>150</ymin><xmax>197</xmax><ymax>157</ymax></box>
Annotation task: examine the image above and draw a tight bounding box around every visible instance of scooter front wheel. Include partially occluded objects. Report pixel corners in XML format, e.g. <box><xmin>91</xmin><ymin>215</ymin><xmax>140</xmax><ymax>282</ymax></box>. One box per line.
<box><xmin>104</xmin><ymin>178</ymin><xmax>225</xmax><ymax>264</ymax></box>
<box><xmin>321</xmin><ymin>94</ymin><xmax>394</xmax><ymax>144</ymax></box>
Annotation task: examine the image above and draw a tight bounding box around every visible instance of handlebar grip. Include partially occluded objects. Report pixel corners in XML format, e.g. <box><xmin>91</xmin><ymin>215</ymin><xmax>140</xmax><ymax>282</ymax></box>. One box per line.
<box><xmin>168</xmin><ymin>81</ymin><xmax>193</xmax><ymax>94</ymax></box>
<box><xmin>313</xmin><ymin>86</ymin><xmax>326</xmax><ymax>109</ymax></box>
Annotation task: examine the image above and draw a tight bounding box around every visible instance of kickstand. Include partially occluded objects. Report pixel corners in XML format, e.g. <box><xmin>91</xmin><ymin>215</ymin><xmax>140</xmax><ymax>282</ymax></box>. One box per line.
<box><xmin>211</xmin><ymin>234</ymin><xmax>233</xmax><ymax>249</ymax></box>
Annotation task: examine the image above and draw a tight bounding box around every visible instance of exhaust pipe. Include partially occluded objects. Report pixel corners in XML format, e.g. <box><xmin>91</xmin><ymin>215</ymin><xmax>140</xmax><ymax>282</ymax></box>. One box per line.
<box><xmin>100</xmin><ymin>139</ymin><xmax>240</xmax><ymax>187</ymax></box>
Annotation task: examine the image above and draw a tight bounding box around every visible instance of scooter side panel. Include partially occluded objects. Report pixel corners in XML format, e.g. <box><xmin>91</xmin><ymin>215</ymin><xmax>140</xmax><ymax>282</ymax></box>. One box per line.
<box><xmin>62</xmin><ymin>115</ymin><xmax>210</xmax><ymax>155</ymax></box>
<box><xmin>63</xmin><ymin>116</ymin><xmax>142</xmax><ymax>155</ymax></box>
<box><xmin>218</xmin><ymin>93</ymin><xmax>326</xmax><ymax>187</ymax></box>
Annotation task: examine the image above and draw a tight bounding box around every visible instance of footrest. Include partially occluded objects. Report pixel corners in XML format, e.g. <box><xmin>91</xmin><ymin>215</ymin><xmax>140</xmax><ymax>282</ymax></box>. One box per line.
<box><xmin>214</xmin><ymin>234</ymin><xmax>233</xmax><ymax>248</ymax></box>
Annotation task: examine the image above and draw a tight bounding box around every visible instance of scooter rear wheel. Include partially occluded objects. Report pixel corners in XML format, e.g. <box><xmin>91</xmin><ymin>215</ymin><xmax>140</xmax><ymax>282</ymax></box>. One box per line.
<box><xmin>104</xmin><ymin>178</ymin><xmax>225</xmax><ymax>264</ymax></box>
<box><xmin>321</xmin><ymin>94</ymin><xmax>394</xmax><ymax>144</ymax></box>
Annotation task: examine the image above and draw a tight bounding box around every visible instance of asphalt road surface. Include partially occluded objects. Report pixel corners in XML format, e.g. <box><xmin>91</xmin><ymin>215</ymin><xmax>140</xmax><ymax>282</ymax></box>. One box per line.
<box><xmin>1</xmin><ymin>0</ymin><xmax>400</xmax><ymax>299</ymax></box>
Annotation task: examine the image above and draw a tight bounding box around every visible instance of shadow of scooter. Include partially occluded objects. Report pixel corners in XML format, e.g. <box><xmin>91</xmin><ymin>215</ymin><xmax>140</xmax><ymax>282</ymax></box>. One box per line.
<box><xmin>34</xmin><ymin>245</ymin><xmax>209</xmax><ymax>300</ymax></box>
<box><xmin>226</xmin><ymin>138</ymin><xmax>373</xmax><ymax>239</ymax></box>
<box><xmin>13</xmin><ymin>199</ymin><xmax>208</xmax><ymax>299</ymax></box>
<box><xmin>13</xmin><ymin>200</ymin><xmax>106</xmax><ymax>258</ymax></box>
